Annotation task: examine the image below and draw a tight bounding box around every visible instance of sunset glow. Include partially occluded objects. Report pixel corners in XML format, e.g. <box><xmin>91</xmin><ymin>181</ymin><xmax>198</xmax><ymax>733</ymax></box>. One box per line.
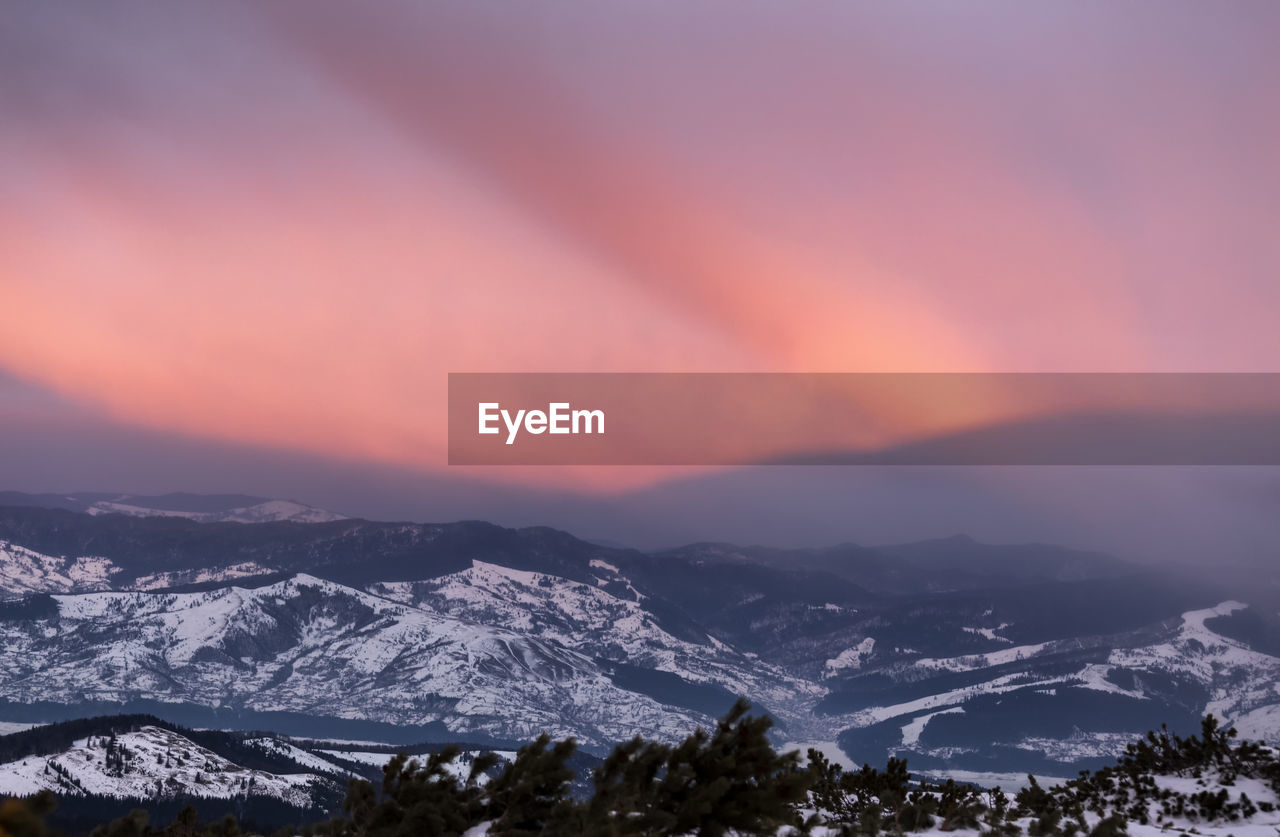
<box><xmin>3</xmin><ymin>2</ymin><xmax>1279</xmax><ymax>489</ymax></box>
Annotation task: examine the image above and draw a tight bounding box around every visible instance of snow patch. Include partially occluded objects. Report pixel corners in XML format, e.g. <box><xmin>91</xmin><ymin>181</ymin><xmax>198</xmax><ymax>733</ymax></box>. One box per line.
<box><xmin>0</xmin><ymin>726</ymin><xmax>324</xmax><ymax>804</ymax></box>
<box><xmin>912</xmin><ymin>641</ymin><xmax>1052</xmax><ymax>673</ymax></box>
<box><xmin>962</xmin><ymin>624</ymin><xmax>1013</xmax><ymax>644</ymax></box>
<box><xmin>901</xmin><ymin>707</ymin><xmax>964</xmax><ymax>747</ymax></box>
<box><xmin>825</xmin><ymin>638</ymin><xmax>875</xmax><ymax>676</ymax></box>
<box><xmin>133</xmin><ymin>562</ymin><xmax>277</xmax><ymax>590</ymax></box>
<box><xmin>0</xmin><ymin>540</ymin><xmax>119</xmax><ymax>595</ymax></box>
<box><xmin>781</xmin><ymin>740</ymin><xmax>854</xmax><ymax>771</ymax></box>
<box><xmin>86</xmin><ymin>499</ymin><xmax>345</xmax><ymax>524</ymax></box>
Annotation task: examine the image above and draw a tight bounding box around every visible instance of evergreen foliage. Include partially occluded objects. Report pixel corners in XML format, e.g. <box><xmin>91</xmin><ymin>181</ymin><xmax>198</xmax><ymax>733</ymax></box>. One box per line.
<box><xmin>1013</xmin><ymin>714</ymin><xmax>1280</xmax><ymax>831</ymax></box>
<box><xmin>570</xmin><ymin>698</ymin><xmax>811</xmax><ymax>836</ymax></box>
<box><xmin>297</xmin><ymin>745</ymin><xmax>497</xmax><ymax>837</ymax></box>
<box><xmin>807</xmin><ymin>752</ymin><xmax>985</xmax><ymax>834</ymax></box>
<box><xmin>4</xmin><ymin>711</ymin><xmax>1279</xmax><ymax>836</ymax></box>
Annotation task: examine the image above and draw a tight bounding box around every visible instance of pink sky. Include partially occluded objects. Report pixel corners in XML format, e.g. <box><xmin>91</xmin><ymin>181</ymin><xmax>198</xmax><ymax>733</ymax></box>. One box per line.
<box><xmin>2</xmin><ymin>2</ymin><xmax>1279</xmax><ymax>489</ymax></box>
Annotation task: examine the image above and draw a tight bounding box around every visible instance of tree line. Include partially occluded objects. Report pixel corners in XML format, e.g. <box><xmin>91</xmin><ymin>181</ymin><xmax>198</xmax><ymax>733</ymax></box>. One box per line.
<box><xmin>2</xmin><ymin>702</ymin><xmax>1278</xmax><ymax>836</ymax></box>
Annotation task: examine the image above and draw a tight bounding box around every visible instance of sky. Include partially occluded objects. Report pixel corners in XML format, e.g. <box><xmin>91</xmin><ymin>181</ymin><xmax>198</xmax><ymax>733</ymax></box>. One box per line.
<box><xmin>2</xmin><ymin>2</ymin><xmax>1279</xmax><ymax>561</ymax></box>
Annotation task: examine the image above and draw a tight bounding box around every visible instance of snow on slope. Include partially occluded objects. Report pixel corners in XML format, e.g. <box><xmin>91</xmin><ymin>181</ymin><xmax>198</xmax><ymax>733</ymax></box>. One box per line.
<box><xmin>1108</xmin><ymin>601</ymin><xmax>1280</xmax><ymax>722</ymax></box>
<box><xmin>316</xmin><ymin>749</ymin><xmax>408</xmax><ymax>767</ymax></box>
<box><xmin>781</xmin><ymin>740</ymin><xmax>855</xmax><ymax>771</ymax></box>
<box><xmin>901</xmin><ymin>707</ymin><xmax>964</xmax><ymax>747</ymax></box>
<box><xmin>1233</xmin><ymin>702</ymin><xmax>1280</xmax><ymax>741</ymax></box>
<box><xmin>0</xmin><ymin>540</ymin><xmax>278</xmax><ymax>596</ymax></box>
<box><xmin>837</xmin><ymin>601</ymin><xmax>1280</xmax><ymax>754</ymax></box>
<box><xmin>824</xmin><ymin>638</ymin><xmax>875</xmax><ymax>676</ymax></box>
<box><xmin>1013</xmin><ymin>730</ymin><xmax>1140</xmax><ymax>761</ymax></box>
<box><xmin>846</xmin><ymin>671</ymin><xmax>1069</xmax><ymax>727</ymax></box>
<box><xmin>0</xmin><ymin>540</ymin><xmax>119</xmax><ymax>596</ymax></box>
<box><xmin>962</xmin><ymin>624</ymin><xmax>1013</xmax><ymax>644</ymax></box>
<box><xmin>0</xmin><ymin>726</ymin><xmax>323</xmax><ymax>804</ymax></box>
<box><xmin>316</xmin><ymin>747</ymin><xmax>516</xmax><ymax>784</ymax></box>
<box><xmin>86</xmin><ymin>499</ymin><xmax>345</xmax><ymax>524</ymax></box>
<box><xmin>0</xmin><ymin>574</ymin><xmax>736</xmax><ymax>748</ymax></box>
<box><xmin>243</xmin><ymin>737</ymin><xmax>355</xmax><ymax>776</ymax></box>
<box><xmin>132</xmin><ymin>562</ymin><xmax>279</xmax><ymax>591</ymax></box>
<box><xmin>368</xmin><ymin>560</ymin><xmax>818</xmax><ymax>712</ymax></box>
<box><xmin>910</xmin><ymin>640</ymin><xmax>1053</xmax><ymax>673</ymax></box>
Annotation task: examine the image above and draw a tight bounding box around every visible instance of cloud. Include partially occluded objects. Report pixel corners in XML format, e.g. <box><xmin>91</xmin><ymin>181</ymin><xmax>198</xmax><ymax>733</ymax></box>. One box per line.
<box><xmin>2</xmin><ymin>1</ymin><xmax>1278</xmax><ymax>487</ymax></box>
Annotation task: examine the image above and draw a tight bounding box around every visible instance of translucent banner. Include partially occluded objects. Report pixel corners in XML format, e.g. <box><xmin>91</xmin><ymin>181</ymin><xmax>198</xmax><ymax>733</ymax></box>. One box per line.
<box><xmin>448</xmin><ymin>373</ymin><xmax>1280</xmax><ymax>465</ymax></box>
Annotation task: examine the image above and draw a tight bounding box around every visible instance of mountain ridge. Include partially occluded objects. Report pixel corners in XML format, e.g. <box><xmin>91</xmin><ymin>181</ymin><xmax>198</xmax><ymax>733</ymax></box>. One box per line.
<box><xmin>0</xmin><ymin>494</ymin><xmax>1275</xmax><ymax>785</ymax></box>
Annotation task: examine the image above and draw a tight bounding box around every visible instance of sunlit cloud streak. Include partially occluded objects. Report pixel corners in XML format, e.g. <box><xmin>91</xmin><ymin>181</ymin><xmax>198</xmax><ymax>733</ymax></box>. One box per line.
<box><xmin>2</xmin><ymin>1</ymin><xmax>1278</xmax><ymax>487</ymax></box>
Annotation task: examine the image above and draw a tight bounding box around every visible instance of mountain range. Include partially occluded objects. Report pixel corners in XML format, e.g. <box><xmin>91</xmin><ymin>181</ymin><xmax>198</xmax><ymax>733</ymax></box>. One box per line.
<box><xmin>1</xmin><ymin>491</ymin><xmax>1277</xmax><ymax>820</ymax></box>
<box><xmin>0</xmin><ymin>492</ymin><xmax>346</xmax><ymax>525</ymax></box>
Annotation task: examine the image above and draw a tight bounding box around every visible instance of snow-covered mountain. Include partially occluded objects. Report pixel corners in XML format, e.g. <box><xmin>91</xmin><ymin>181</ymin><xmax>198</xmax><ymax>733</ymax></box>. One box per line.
<box><xmin>85</xmin><ymin>497</ymin><xmax>346</xmax><ymax>524</ymax></box>
<box><xmin>0</xmin><ymin>498</ymin><xmax>1277</xmax><ymax>781</ymax></box>
<box><xmin>0</xmin><ymin>714</ymin><xmax>537</xmax><ymax>829</ymax></box>
<box><xmin>0</xmin><ymin>491</ymin><xmax>346</xmax><ymax>524</ymax></box>
<box><xmin>0</xmin><ymin>540</ymin><xmax>119</xmax><ymax>595</ymax></box>
<box><xmin>0</xmin><ymin>724</ymin><xmax>332</xmax><ymax>805</ymax></box>
<box><xmin>0</xmin><ymin>573</ymin><xmax>743</xmax><ymax>749</ymax></box>
<box><xmin>828</xmin><ymin>597</ymin><xmax>1280</xmax><ymax>775</ymax></box>
<box><xmin>367</xmin><ymin>560</ymin><xmax>819</xmax><ymax>714</ymax></box>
